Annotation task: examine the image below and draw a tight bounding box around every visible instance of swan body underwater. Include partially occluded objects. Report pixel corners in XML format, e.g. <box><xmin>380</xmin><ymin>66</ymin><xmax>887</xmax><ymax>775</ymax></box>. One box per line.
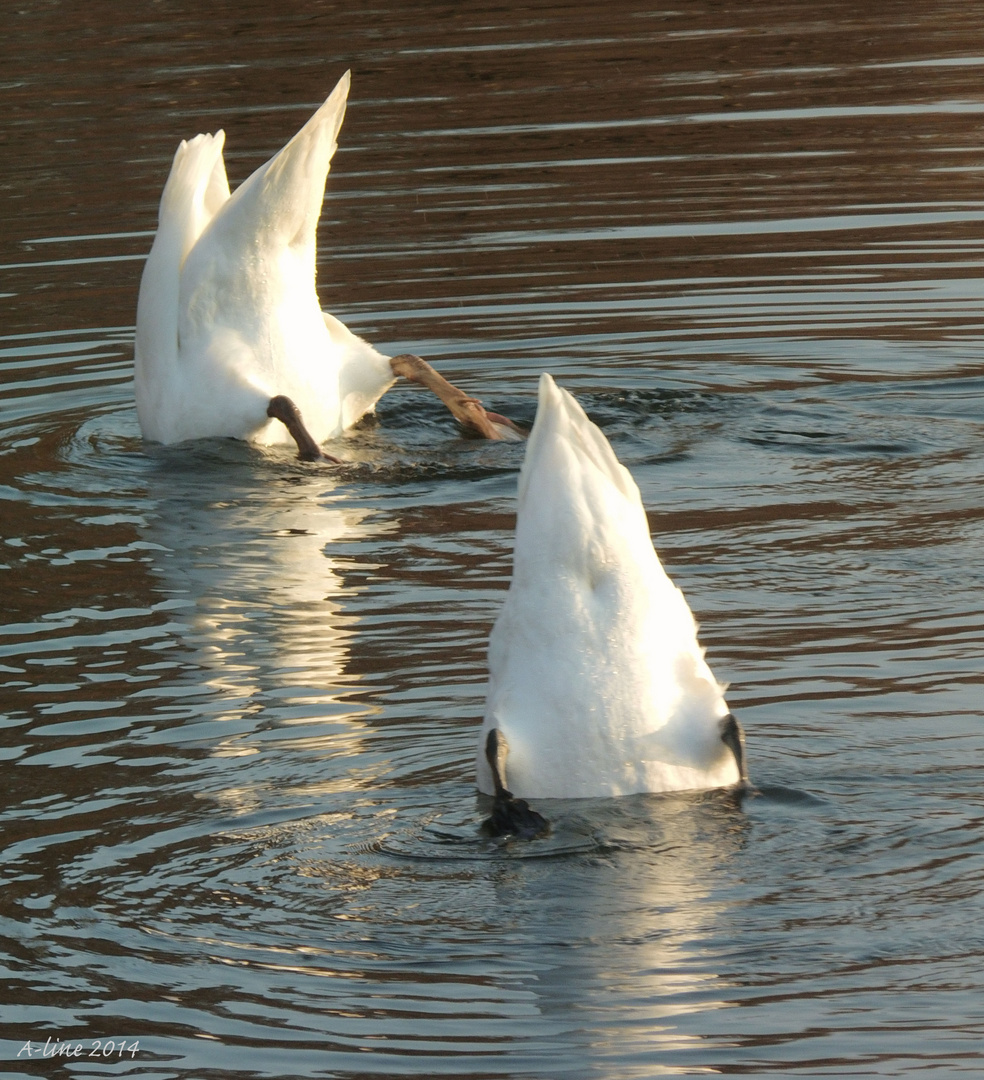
<box><xmin>477</xmin><ymin>374</ymin><xmax>747</xmax><ymax>833</ymax></box>
<box><xmin>134</xmin><ymin>71</ymin><xmax>523</xmax><ymax>460</ymax></box>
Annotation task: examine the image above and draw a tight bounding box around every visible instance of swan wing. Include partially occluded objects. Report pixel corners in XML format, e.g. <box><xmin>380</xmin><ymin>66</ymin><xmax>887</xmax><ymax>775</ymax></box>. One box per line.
<box><xmin>136</xmin><ymin>72</ymin><xmax>397</xmax><ymax>445</ymax></box>
<box><xmin>175</xmin><ymin>72</ymin><xmax>358</xmax><ymax>444</ymax></box>
<box><xmin>134</xmin><ymin>131</ymin><xmax>229</xmax><ymax>441</ymax></box>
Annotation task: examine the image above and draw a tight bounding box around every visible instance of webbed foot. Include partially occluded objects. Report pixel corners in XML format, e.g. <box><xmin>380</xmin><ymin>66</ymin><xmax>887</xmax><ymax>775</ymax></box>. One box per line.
<box><xmin>481</xmin><ymin>729</ymin><xmax>550</xmax><ymax>840</ymax></box>
<box><xmin>389</xmin><ymin>354</ymin><xmax>527</xmax><ymax>441</ymax></box>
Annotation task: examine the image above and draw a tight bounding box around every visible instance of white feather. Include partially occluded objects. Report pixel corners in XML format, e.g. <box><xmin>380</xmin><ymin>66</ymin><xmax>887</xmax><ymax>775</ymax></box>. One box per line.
<box><xmin>134</xmin><ymin>71</ymin><xmax>395</xmax><ymax>449</ymax></box>
<box><xmin>477</xmin><ymin>373</ymin><xmax>740</xmax><ymax>799</ymax></box>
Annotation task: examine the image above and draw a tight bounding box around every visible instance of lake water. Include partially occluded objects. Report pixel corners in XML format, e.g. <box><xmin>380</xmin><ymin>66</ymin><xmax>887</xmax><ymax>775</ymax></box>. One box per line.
<box><xmin>3</xmin><ymin>1</ymin><xmax>984</xmax><ymax>1076</ymax></box>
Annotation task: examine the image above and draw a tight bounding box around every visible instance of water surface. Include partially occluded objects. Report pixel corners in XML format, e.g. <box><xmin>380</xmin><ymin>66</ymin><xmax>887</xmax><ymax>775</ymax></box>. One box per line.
<box><xmin>2</xmin><ymin>1</ymin><xmax>984</xmax><ymax>1076</ymax></box>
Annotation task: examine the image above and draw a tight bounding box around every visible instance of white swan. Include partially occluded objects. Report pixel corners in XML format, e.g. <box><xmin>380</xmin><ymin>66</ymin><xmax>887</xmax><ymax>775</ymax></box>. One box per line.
<box><xmin>476</xmin><ymin>373</ymin><xmax>746</xmax><ymax>806</ymax></box>
<box><xmin>135</xmin><ymin>71</ymin><xmax>523</xmax><ymax>458</ymax></box>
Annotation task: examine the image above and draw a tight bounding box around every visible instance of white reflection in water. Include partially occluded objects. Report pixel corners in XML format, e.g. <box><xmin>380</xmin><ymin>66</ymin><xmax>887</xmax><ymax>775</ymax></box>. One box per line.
<box><xmin>467</xmin><ymin>792</ymin><xmax>748</xmax><ymax>1076</ymax></box>
<box><xmin>135</xmin><ymin>450</ymin><xmax>392</xmax><ymax>803</ymax></box>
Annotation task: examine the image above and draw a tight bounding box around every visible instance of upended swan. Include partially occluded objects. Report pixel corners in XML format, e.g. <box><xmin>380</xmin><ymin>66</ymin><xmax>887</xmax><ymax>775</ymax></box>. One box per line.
<box><xmin>477</xmin><ymin>374</ymin><xmax>746</xmax><ymax>828</ymax></box>
<box><xmin>134</xmin><ymin>71</ymin><xmax>523</xmax><ymax>459</ymax></box>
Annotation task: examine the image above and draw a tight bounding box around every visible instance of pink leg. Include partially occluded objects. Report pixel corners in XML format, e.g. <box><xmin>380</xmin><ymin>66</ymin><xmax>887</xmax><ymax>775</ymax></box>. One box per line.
<box><xmin>389</xmin><ymin>354</ymin><xmax>527</xmax><ymax>441</ymax></box>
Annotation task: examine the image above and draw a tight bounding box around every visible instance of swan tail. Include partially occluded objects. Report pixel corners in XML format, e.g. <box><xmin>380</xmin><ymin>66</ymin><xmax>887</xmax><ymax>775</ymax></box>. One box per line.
<box><xmin>322</xmin><ymin>311</ymin><xmax>396</xmax><ymax>429</ymax></box>
<box><xmin>520</xmin><ymin>373</ymin><xmax>639</xmax><ymax>506</ymax></box>
<box><xmin>478</xmin><ymin>373</ymin><xmax>737</xmax><ymax>798</ymax></box>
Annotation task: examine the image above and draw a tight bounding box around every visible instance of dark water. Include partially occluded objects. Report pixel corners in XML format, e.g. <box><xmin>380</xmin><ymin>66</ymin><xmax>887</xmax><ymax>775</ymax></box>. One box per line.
<box><xmin>3</xmin><ymin>1</ymin><xmax>984</xmax><ymax>1075</ymax></box>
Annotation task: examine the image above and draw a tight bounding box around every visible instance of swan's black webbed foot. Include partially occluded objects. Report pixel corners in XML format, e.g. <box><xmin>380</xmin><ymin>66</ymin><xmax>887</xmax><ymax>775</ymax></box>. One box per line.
<box><xmin>483</xmin><ymin>789</ymin><xmax>551</xmax><ymax>841</ymax></box>
<box><xmin>266</xmin><ymin>396</ymin><xmax>342</xmax><ymax>463</ymax></box>
<box><xmin>389</xmin><ymin>354</ymin><xmax>528</xmax><ymax>442</ymax></box>
<box><xmin>719</xmin><ymin>712</ymin><xmax>748</xmax><ymax>781</ymax></box>
<box><xmin>481</xmin><ymin>728</ymin><xmax>550</xmax><ymax>840</ymax></box>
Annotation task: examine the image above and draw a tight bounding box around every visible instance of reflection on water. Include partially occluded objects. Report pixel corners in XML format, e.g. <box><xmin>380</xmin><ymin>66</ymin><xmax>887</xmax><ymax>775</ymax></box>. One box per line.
<box><xmin>3</xmin><ymin>0</ymin><xmax>984</xmax><ymax>1076</ymax></box>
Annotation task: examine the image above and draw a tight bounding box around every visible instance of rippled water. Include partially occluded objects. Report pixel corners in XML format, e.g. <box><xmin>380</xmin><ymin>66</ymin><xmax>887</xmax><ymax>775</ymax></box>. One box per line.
<box><xmin>3</xmin><ymin>1</ymin><xmax>984</xmax><ymax>1076</ymax></box>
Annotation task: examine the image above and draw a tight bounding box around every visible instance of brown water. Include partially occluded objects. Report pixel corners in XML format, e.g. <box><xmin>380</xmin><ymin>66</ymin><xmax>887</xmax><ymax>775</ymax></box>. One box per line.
<box><xmin>3</xmin><ymin>1</ymin><xmax>984</xmax><ymax>1076</ymax></box>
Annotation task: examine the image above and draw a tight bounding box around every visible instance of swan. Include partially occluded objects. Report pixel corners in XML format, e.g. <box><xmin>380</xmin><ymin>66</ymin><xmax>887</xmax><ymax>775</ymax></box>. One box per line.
<box><xmin>476</xmin><ymin>373</ymin><xmax>746</xmax><ymax>813</ymax></box>
<box><xmin>135</xmin><ymin>71</ymin><xmax>523</xmax><ymax>459</ymax></box>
